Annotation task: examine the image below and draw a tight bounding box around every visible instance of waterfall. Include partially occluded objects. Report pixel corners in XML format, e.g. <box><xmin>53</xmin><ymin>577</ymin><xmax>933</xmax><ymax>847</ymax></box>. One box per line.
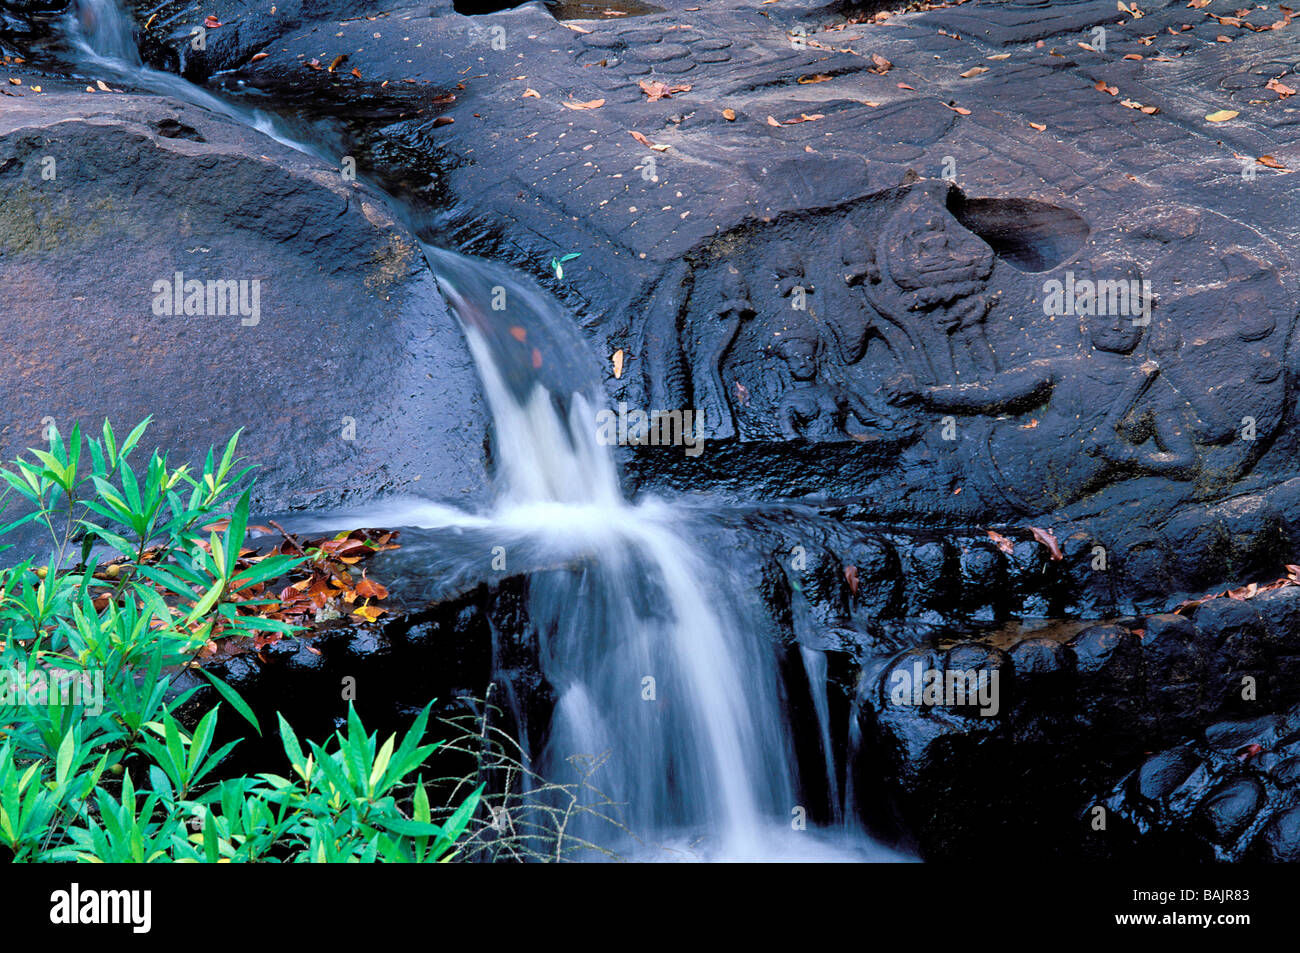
<box><xmin>61</xmin><ymin>1</ymin><xmax>906</xmax><ymax>860</ymax></box>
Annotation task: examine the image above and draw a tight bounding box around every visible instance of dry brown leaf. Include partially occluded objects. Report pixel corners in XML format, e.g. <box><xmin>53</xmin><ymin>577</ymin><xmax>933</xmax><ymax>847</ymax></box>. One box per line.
<box><xmin>869</xmin><ymin>53</ymin><xmax>892</xmax><ymax>73</ymax></box>
<box><xmin>250</xmin><ymin>52</ymin><xmax>270</xmax><ymax>62</ymax></box>
<box><xmin>722</xmin><ymin>107</ymin><xmax>736</xmax><ymax>120</ymax></box>
<box><xmin>986</xmin><ymin>530</ymin><xmax>1015</xmax><ymax>556</ymax></box>
<box><xmin>328</xmin><ymin>54</ymin><xmax>347</xmax><ymax>72</ymax></box>
<box><xmin>766</xmin><ymin>115</ymin><xmax>781</xmax><ymax>127</ymax></box>
<box><xmin>960</xmin><ymin>66</ymin><xmax>988</xmax><ymax>78</ymax></box>
<box><xmin>1206</xmin><ymin>109</ymin><xmax>1239</xmax><ymax>122</ymax></box>
<box><xmin>1257</xmin><ymin>154</ymin><xmax>1290</xmax><ymax>169</ymax></box>
<box><xmin>612</xmin><ymin>349</ymin><xmax>625</xmax><ymax>379</ymax></box>
<box><xmin>1029</xmin><ymin>121</ymin><xmax>1047</xmax><ymax>130</ymax></box>
<box><xmin>563</xmin><ymin>98</ymin><xmax>606</xmax><ymax>110</ymax></box>
<box><xmin>522</xmin><ymin>87</ymin><xmax>540</xmax><ymax>98</ymax></box>
<box><xmin>798</xmin><ymin>73</ymin><xmax>833</xmax><ymax>84</ymax></box>
<box><xmin>1027</xmin><ymin>526</ymin><xmax>1064</xmax><ymax>561</ymax></box>
<box><xmin>639</xmin><ymin>79</ymin><xmax>691</xmax><ymax>101</ymax></box>
<box><xmin>897</xmin><ymin>82</ymin><xmax>915</xmax><ymax>90</ymax></box>
<box><xmin>943</xmin><ymin>103</ymin><xmax>972</xmax><ymax>115</ymax></box>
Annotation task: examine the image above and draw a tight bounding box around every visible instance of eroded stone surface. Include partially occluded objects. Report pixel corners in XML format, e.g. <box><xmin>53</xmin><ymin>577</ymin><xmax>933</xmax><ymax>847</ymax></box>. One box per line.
<box><xmin>0</xmin><ymin>93</ymin><xmax>489</xmax><ymax>516</ymax></box>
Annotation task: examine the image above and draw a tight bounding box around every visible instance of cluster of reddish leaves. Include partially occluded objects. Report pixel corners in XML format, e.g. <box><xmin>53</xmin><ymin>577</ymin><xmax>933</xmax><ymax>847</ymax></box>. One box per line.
<box><xmin>77</xmin><ymin>526</ymin><xmax>401</xmax><ymax>659</ymax></box>
<box><xmin>269</xmin><ymin>528</ymin><xmax>400</xmax><ymax>630</ymax></box>
<box><xmin>1173</xmin><ymin>565</ymin><xmax>1300</xmax><ymax>615</ymax></box>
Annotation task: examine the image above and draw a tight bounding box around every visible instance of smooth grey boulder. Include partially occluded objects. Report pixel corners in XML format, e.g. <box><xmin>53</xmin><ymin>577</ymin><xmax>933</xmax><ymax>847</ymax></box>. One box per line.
<box><xmin>0</xmin><ymin>92</ymin><xmax>489</xmax><ymax>522</ymax></box>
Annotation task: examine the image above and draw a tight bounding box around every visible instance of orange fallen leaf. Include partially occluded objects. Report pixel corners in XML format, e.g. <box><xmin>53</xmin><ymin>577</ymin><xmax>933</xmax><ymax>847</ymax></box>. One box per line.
<box><xmin>639</xmin><ymin>79</ymin><xmax>691</xmax><ymax>101</ymax></box>
<box><xmin>986</xmin><ymin>530</ymin><xmax>1015</xmax><ymax>556</ymax></box>
<box><xmin>564</xmin><ymin>98</ymin><xmax>605</xmax><ymax>110</ymax></box>
<box><xmin>767</xmin><ymin>115</ymin><xmax>781</xmax><ymax>127</ymax></box>
<box><xmin>959</xmin><ymin>66</ymin><xmax>988</xmax><ymax>77</ymax></box>
<box><xmin>798</xmin><ymin>73</ymin><xmax>833</xmax><ymax>84</ymax></box>
<box><xmin>522</xmin><ymin>87</ymin><xmax>540</xmax><ymax>98</ymax></box>
<box><xmin>509</xmin><ymin>326</ymin><xmax>527</xmax><ymax>342</ymax></box>
<box><xmin>204</xmin><ymin>15</ymin><xmax>223</xmax><ymax>28</ymax></box>
<box><xmin>328</xmin><ymin>54</ymin><xmax>347</xmax><ymax>72</ymax></box>
<box><xmin>897</xmin><ymin>82</ymin><xmax>915</xmax><ymax>90</ymax></box>
<box><xmin>722</xmin><ymin>107</ymin><xmax>736</xmax><ymax>120</ymax></box>
<box><xmin>944</xmin><ymin>103</ymin><xmax>971</xmax><ymax>115</ymax></box>
<box><xmin>870</xmin><ymin>53</ymin><xmax>892</xmax><ymax>73</ymax></box>
<box><xmin>1029</xmin><ymin>121</ymin><xmax>1047</xmax><ymax>130</ymax></box>
<box><xmin>355</xmin><ymin>576</ymin><xmax>389</xmax><ymax>599</ymax></box>
<box><xmin>1257</xmin><ymin>155</ymin><xmax>1290</xmax><ymax>169</ymax></box>
<box><xmin>626</xmin><ymin>129</ymin><xmax>665</xmax><ymax>147</ymax></box>
<box><xmin>844</xmin><ymin>565</ymin><xmax>859</xmax><ymax>594</ymax></box>
<box><xmin>612</xmin><ymin>349</ymin><xmax>625</xmax><ymax>379</ymax></box>
<box><xmin>250</xmin><ymin>52</ymin><xmax>269</xmax><ymax>62</ymax></box>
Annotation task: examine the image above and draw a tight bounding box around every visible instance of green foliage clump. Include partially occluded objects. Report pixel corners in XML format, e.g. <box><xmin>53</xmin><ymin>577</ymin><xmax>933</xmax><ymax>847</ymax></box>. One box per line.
<box><xmin>0</xmin><ymin>419</ymin><xmax>480</xmax><ymax>862</ymax></box>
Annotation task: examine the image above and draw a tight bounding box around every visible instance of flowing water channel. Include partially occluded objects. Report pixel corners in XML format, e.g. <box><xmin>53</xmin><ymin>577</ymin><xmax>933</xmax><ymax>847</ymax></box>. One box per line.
<box><xmin>61</xmin><ymin>0</ymin><xmax>906</xmax><ymax>861</ymax></box>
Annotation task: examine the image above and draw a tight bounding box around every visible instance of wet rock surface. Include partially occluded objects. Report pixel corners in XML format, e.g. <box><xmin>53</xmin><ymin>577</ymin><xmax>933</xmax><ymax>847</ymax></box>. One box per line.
<box><xmin>851</xmin><ymin>587</ymin><xmax>1300</xmax><ymax>859</ymax></box>
<box><xmin>0</xmin><ymin>90</ymin><xmax>490</xmax><ymax>518</ymax></box>
<box><xmin>1097</xmin><ymin>702</ymin><xmax>1300</xmax><ymax>861</ymax></box>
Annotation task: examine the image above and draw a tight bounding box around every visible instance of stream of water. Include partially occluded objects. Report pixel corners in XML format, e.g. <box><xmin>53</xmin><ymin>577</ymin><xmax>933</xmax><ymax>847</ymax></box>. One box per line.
<box><xmin>62</xmin><ymin>0</ymin><xmax>905</xmax><ymax>861</ymax></box>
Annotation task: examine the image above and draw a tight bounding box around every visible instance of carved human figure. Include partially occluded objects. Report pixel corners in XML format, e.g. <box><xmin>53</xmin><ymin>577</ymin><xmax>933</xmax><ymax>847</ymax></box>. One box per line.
<box><xmin>773</xmin><ymin>242</ymin><xmax>815</xmax><ymax>300</ymax></box>
<box><xmin>685</xmin><ymin>266</ymin><xmax>755</xmax><ymax>439</ymax></box>
<box><xmin>776</xmin><ymin>332</ymin><xmax>899</xmax><ymax>441</ymax></box>
<box><xmin>883</xmin><ymin>309</ymin><xmax>1215</xmax><ymax>513</ymax></box>
<box><xmin>850</xmin><ymin>195</ymin><xmax>997</xmax><ymax>382</ymax></box>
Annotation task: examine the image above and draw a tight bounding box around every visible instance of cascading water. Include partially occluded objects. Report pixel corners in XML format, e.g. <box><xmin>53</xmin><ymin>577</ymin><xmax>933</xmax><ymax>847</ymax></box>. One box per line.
<box><xmin>61</xmin><ymin>0</ymin><xmax>904</xmax><ymax>860</ymax></box>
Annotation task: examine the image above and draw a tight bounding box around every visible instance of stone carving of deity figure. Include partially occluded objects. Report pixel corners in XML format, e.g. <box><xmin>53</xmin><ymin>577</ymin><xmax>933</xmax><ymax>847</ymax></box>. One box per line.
<box><xmin>881</xmin><ymin>276</ymin><xmax>1233</xmax><ymax>513</ymax></box>
<box><xmin>842</xmin><ymin>192</ymin><xmax>996</xmax><ymax>383</ymax></box>
<box><xmin>775</xmin><ymin>330</ymin><xmax>899</xmax><ymax>441</ymax></box>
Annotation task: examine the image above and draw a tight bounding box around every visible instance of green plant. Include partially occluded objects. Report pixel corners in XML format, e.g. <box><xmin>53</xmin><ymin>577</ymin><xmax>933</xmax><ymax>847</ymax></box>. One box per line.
<box><xmin>0</xmin><ymin>419</ymin><xmax>480</xmax><ymax>862</ymax></box>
